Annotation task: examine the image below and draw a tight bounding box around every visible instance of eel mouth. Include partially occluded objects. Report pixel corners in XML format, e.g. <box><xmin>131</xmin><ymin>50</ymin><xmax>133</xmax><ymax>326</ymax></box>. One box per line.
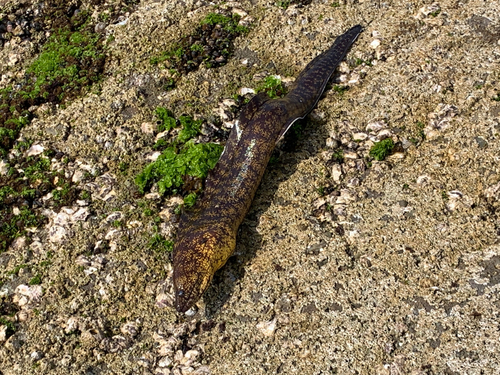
<box><xmin>174</xmin><ymin>288</ymin><xmax>193</xmax><ymax>313</ymax></box>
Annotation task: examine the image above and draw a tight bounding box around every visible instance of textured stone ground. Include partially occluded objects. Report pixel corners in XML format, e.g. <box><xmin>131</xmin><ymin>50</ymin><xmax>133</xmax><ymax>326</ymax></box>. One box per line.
<box><xmin>1</xmin><ymin>0</ymin><xmax>499</xmax><ymax>374</ymax></box>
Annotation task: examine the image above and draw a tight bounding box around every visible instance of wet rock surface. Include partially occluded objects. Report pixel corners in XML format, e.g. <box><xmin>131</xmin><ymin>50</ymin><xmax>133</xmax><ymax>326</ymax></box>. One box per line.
<box><xmin>1</xmin><ymin>0</ymin><xmax>500</xmax><ymax>374</ymax></box>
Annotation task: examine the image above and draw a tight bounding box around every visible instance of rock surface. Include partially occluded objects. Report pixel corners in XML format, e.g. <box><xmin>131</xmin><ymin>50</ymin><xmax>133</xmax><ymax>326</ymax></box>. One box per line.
<box><xmin>1</xmin><ymin>0</ymin><xmax>500</xmax><ymax>374</ymax></box>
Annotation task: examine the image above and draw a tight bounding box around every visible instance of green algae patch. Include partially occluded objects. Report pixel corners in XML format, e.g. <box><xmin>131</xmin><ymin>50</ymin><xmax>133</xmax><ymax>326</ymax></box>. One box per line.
<box><xmin>153</xmin><ymin>107</ymin><xmax>204</xmax><ymax>146</ymax></box>
<box><xmin>29</xmin><ymin>274</ymin><xmax>42</xmax><ymax>285</ymax></box>
<box><xmin>23</xmin><ymin>29</ymin><xmax>105</xmax><ymax>102</ymax></box>
<box><xmin>149</xmin><ymin>233</ymin><xmax>174</xmax><ymax>253</ymax></box>
<box><xmin>183</xmin><ymin>192</ymin><xmax>198</xmax><ymax>208</ymax></box>
<box><xmin>156</xmin><ymin>107</ymin><xmax>177</xmax><ymax>132</ymax></box>
<box><xmin>332</xmin><ymin>84</ymin><xmax>349</xmax><ymax>94</ymax></box>
<box><xmin>155</xmin><ymin>107</ymin><xmax>203</xmax><ymax>142</ymax></box>
<box><xmin>332</xmin><ymin>149</ymin><xmax>344</xmax><ymax>163</ymax></box>
<box><xmin>200</xmin><ymin>13</ymin><xmax>248</xmax><ymax>34</ymax></box>
<box><xmin>177</xmin><ymin>116</ymin><xmax>203</xmax><ymax>143</ymax></box>
<box><xmin>256</xmin><ymin>75</ymin><xmax>287</xmax><ymax>99</ymax></box>
<box><xmin>136</xmin><ymin>108</ymin><xmax>223</xmax><ymax>196</ymax></box>
<box><xmin>369</xmin><ymin>138</ymin><xmax>395</xmax><ymax>161</ymax></box>
<box><xmin>0</xmin><ymin>151</ymin><xmax>84</xmax><ymax>253</ymax></box>
<box><xmin>150</xmin><ymin>11</ymin><xmax>249</xmax><ymax>75</ymax></box>
<box><xmin>135</xmin><ymin>142</ymin><xmax>223</xmax><ymax>195</ymax></box>
<box><xmin>0</xmin><ymin>12</ymin><xmax>106</xmax><ymax>157</ymax></box>
<box><xmin>0</xmin><ymin>205</ymin><xmax>46</xmax><ymax>254</ymax></box>
<box><xmin>275</xmin><ymin>0</ymin><xmax>312</xmax><ymax>9</ymax></box>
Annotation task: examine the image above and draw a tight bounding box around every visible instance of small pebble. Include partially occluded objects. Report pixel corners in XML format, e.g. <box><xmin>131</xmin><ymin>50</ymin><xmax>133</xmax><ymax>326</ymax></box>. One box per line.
<box><xmin>95</xmin><ymin>22</ymin><xmax>107</xmax><ymax>33</ymax></box>
<box><xmin>366</xmin><ymin>121</ymin><xmax>386</xmax><ymax>132</ymax></box>
<box><xmin>256</xmin><ymin>318</ymin><xmax>277</xmax><ymax>337</ymax></box>
<box><xmin>352</xmin><ymin>132</ymin><xmax>368</xmax><ymax>141</ymax></box>
<box><xmin>370</xmin><ymin>39</ymin><xmax>381</xmax><ymax>49</ymax></box>
<box><xmin>141</xmin><ymin>122</ymin><xmax>157</xmax><ymax>134</ymax></box>
<box><xmin>30</xmin><ymin>351</ymin><xmax>44</xmax><ymax>362</ymax></box>
<box><xmin>332</xmin><ymin>164</ymin><xmax>343</xmax><ymax>182</ymax></box>
<box><xmin>26</xmin><ymin>144</ymin><xmax>44</xmax><ymax>156</ymax></box>
<box><xmin>344</xmin><ymin>151</ymin><xmax>358</xmax><ymax>159</ymax></box>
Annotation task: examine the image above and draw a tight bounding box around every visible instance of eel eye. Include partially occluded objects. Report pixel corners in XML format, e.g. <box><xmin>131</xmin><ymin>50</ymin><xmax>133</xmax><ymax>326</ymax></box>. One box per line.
<box><xmin>178</xmin><ymin>290</ymin><xmax>184</xmax><ymax>297</ymax></box>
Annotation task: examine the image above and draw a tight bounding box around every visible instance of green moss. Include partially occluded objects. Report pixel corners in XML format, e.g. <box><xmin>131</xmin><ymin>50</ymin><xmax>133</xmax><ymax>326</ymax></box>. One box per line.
<box><xmin>4</xmin><ymin>116</ymin><xmax>29</xmax><ymax>129</ymax></box>
<box><xmin>0</xmin><ymin>127</ymin><xmax>16</xmax><ymax>139</ymax></box>
<box><xmin>150</xmin><ymin>46</ymin><xmax>184</xmax><ymax>66</ymax></box>
<box><xmin>492</xmin><ymin>93</ymin><xmax>500</xmax><ymax>102</ymax></box>
<box><xmin>200</xmin><ymin>13</ymin><xmax>247</xmax><ymax>33</ymax></box>
<box><xmin>23</xmin><ymin>157</ymin><xmax>51</xmax><ymax>182</ymax></box>
<box><xmin>332</xmin><ymin>149</ymin><xmax>344</xmax><ymax>163</ymax></box>
<box><xmin>29</xmin><ymin>274</ymin><xmax>42</xmax><ymax>285</ymax></box>
<box><xmin>276</xmin><ymin>0</ymin><xmax>291</xmax><ymax>8</ymax></box>
<box><xmin>0</xmin><ymin>86</ymin><xmax>12</xmax><ymax>100</ymax></box>
<box><xmin>25</xmin><ymin>29</ymin><xmax>104</xmax><ymax>101</ymax></box>
<box><xmin>183</xmin><ymin>193</ymin><xmax>197</xmax><ymax>208</ymax></box>
<box><xmin>177</xmin><ymin>116</ymin><xmax>203</xmax><ymax>143</ymax></box>
<box><xmin>153</xmin><ymin>139</ymin><xmax>169</xmax><ymax>151</ymax></box>
<box><xmin>190</xmin><ymin>43</ymin><xmax>204</xmax><ymax>52</ymax></box>
<box><xmin>137</xmin><ymin>109</ymin><xmax>223</xmax><ymax>197</ymax></box>
<box><xmin>20</xmin><ymin>189</ymin><xmax>36</xmax><ymax>199</ymax></box>
<box><xmin>119</xmin><ymin>162</ymin><xmax>129</xmax><ymax>174</ymax></box>
<box><xmin>0</xmin><ymin>186</ymin><xmax>15</xmax><ymax>201</ymax></box>
<box><xmin>80</xmin><ymin>190</ymin><xmax>91</xmax><ymax>200</ymax></box>
<box><xmin>151</xmin><ymin>12</ymin><xmax>248</xmax><ymax>74</ymax></box>
<box><xmin>0</xmin><ymin>11</ymin><xmax>106</xmax><ymax>157</ymax></box>
<box><xmin>355</xmin><ymin>58</ymin><xmax>372</xmax><ymax>67</ymax></box>
<box><xmin>154</xmin><ymin>107</ymin><xmax>203</xmax><ymax>146</ymax></box>
<box><xmin>269</xmin><ymin>155</ymin><xmax>279</xmax><ymax>165</ymax></box>
<box><xmin>416</xmin><ymin>121</ymin><xmax>426</xmax><ymax>141</ymax></box>
<box><xmin>51</xmin><ymin>183</ymin><xmax>70</xmax><ymax>202</ymax></box>
<box><xmin>276</xmin><ymin>0</ymin><xmax>313</xmax><ymax>10</ymax></box>
<box><xmin>369</xmin><ymin>138</ymin><xmax>395</xmax><ymax>161</ymax></box>
<box><xmin>148</xmin><ymin>233</ymin><xmax>174</xmax><ymax>253</ymax></box>
<box><xmin>14</xmin><ymin>139</ymin><xmax>33</xmax><ymax>151</ymax></box>
<box><xmin>7</xmin><ymin>264</ymin><xmax>27</xmax><ymax>275</ymax></box>
<box><xmin>0</xmin><ymin>153</ymin><xmax>81</xmax><ymax>252</ymax></box>
<box><xmin>15</xmin><ymin>206</ymin><xmax>42</xmax><ymax>228</ymax></box>
<box><xmin>162</xmin><ymin>78</ymin><xmax>175</xmax><ymax>91</ymax></box>
<box><xmin>155</xmin><ymin>107</ymin><xmax>177</xmax><ymax>132</ymax></box>
<box><xmin>0</xmin><ymin>317</ymin><xmax>16</xmax><ymax>339</ymax></box>
<box><xmin>0</xmin><ymin>206</ymin><xmax>46</xmax><ymax>252</ymax></box>
<box><xmin>333</xmin><ymin>85</ymin><xmax>348</xmax><ymax>94</ymax></box>
<box><xmin>99</xmin><ymin>12</ymin><xmax>111</xmax><ymax>22</ymax></box>
<box><xmin>39</xmin><ymin>260</ymin><xmax>51</xmax><ymax>268</ymax></box>
<box><xmin>256</xmin><ymin>75</ymin><xmax>287</xmax><ymax>99</ymax></box>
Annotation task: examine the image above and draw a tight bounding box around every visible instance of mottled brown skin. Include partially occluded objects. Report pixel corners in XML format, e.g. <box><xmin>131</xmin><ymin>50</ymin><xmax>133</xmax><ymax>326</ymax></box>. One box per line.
<box><xmin>173</xmin><ymin>25</ymin><xmax>363</xmax><ymax>313</ymax></box>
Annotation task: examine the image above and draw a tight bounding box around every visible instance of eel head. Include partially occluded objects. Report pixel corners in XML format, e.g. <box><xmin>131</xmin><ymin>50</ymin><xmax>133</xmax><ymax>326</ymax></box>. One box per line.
<box><xmin>173</xmin><ymin>225</ymin><xmax>236</xmax><ymax>313</ymax></box>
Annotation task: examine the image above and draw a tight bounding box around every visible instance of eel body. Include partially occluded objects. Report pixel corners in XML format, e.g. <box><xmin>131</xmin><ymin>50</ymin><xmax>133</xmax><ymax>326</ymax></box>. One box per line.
<box><xmin>173</xmin><ymin>25</ymin><xmax>363</xmax><ymax>313</ymax></box>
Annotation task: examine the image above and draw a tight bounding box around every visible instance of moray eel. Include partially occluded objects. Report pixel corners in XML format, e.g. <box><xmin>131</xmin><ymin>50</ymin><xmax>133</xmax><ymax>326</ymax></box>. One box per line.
<box><xmin>173</xmin><ymin>25</ymin><xmax>363</xmax><ymax>313</ymax></box>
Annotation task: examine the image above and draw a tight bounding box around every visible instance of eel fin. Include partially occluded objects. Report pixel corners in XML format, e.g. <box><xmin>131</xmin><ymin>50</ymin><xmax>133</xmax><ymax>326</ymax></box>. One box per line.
<box><xmin>277</xmin><ymin>115</ymin><xmax>302</xmax><ymax>143</ymax></box>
